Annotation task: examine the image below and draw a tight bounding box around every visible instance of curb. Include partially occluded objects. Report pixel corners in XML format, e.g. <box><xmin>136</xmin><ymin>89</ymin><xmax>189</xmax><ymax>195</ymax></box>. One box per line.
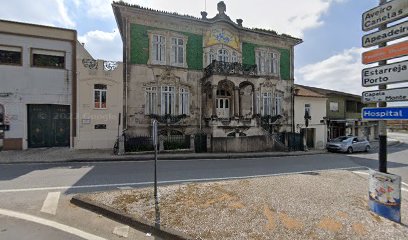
<box><xmin>70</xmin><ymin>195</ymin><xmax>192</xmax><ymax>240</ymax></box>
<box><xmin>0</xmin><ymin>150</ymin><xmax>328</xmax><ymax>165</ymax></box>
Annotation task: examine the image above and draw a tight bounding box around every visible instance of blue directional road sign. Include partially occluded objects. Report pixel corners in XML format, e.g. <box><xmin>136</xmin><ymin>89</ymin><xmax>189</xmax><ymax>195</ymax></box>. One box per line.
<box><xmin>362</xmin><ymin>107</ymin><xmax>408</xmax><ymax>120</ymax></box>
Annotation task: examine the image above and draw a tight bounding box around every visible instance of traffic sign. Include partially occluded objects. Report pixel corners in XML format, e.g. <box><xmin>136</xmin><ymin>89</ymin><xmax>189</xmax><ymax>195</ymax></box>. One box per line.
<box><xmin>362</xmin><ymin>0</ymin><xmax>408</xmax><ymax>31</ymax></box>
<box><xmin>362</xmin><ymin>60</ymin><xmax>408</xmax><ymax>87</ymax></box>
<box><xmin>362</xmin><ymin>40</ymin><xmax>408</xmax><ymax>64</ymax></box>
<box><xmin>362</xmin><ymin>107</ymin><xmax>408</xmax><ymax>120</ymax></box>
<box><xmin>362</xmin><ymin>87</ymin><xmax>408</xmax><ymax>103</ymax></box>
<box><xmin>362</xmin><ymin>20</ymin><xmax>408</xmax><ymax>48</ymax></box>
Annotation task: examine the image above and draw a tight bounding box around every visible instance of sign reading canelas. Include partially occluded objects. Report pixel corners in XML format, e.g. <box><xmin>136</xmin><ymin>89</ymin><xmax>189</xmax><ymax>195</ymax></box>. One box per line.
<box><xmin>362</xmin><ymin>0</ymin><xmax>408</xmax><ymax>31</ymax></box>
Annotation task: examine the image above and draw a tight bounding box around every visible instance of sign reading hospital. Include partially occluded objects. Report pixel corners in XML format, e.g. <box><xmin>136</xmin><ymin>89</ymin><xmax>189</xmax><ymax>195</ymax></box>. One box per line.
<box><xmin>362</xmin><ymin>0</ymin><xmax>408</xmax><ymax>31</ymax></box>
<box><xmin>362</xmin><ymin>60</ymin><xmax>408</xmax><ymax>87</ymax></box>
<box><xmin>362</xmin><ymin>107</ymin><xmax>408</xmax><ymax>120</ymax></box>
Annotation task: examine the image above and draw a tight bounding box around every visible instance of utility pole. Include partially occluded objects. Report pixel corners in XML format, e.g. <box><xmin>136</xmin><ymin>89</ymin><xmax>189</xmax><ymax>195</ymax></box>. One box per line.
<box><xmin>378</xmin><ymin>0</ymin><xmax>387</xmax><ymax>173</ymax></box>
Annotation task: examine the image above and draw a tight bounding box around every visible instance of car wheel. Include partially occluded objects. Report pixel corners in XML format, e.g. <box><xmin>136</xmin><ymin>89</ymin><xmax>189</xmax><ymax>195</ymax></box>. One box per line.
<box><xmin>347</xmin><ymin>147</ymin><xmax>353</xmax><ymax>154</ymax></box>
<box><xmin>365</xmin><ymin>146</ymin><xmax>370</xmax><ymax>152</ymax></box>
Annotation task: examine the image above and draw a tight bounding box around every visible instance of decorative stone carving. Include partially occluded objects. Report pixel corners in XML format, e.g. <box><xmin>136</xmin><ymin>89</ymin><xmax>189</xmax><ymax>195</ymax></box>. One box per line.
<box><xmin>104</xmin><ymin>61</ymin><xmax>118</xmax><ymax>71</ymax></box>
<box><xmin>82</xmin><ymin>59</ymin><xmax>98</xmax><ymax>69</ymax></box>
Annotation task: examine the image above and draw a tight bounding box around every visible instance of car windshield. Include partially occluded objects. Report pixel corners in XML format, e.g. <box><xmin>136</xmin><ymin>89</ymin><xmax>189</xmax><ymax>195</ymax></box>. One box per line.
<box><xmin>331</xmin><ymin>136</ymin><xmax>351</xmax><ymax>142</ymax></box>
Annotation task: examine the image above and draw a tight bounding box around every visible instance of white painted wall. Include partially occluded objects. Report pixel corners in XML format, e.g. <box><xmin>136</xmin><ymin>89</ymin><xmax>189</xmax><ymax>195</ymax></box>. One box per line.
<box><xmin>0</xmin><ymin>33</ymin><xmax>73</xmax><ymax>149</ymax></box>
<box><xmin>294</xmin><ymin>96</ymin><xmax>327</xmax><ymax>149</ymax></box>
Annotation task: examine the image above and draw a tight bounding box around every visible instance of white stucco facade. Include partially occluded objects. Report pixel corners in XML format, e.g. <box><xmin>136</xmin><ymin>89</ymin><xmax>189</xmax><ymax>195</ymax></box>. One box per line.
<box><xmin>0</xmin><ymin>20</ymin><xmax>76</xmax><ymax>150</ymax></box>
<box><xmin>294</xmin><ymin>94</ymin><xmax>328</xmax><ymax>150</ymax></box>
<box><xmin>74</xmin><ymin>43</ymin><xmax>123</xmax><ymax>149</ymax></box>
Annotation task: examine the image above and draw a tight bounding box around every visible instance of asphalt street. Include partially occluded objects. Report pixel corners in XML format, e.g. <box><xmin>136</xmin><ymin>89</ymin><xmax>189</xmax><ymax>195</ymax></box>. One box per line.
<box><xmin>0</xmin><ymin>134</ymin><xmax>407</xmax><ymax>239</ymax></box>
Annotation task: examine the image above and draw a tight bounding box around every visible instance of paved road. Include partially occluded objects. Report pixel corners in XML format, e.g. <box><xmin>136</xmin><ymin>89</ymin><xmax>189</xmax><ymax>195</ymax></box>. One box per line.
<box><xmin>0</xmin><ymin>139</ymin><xmax>407</xmax><ymax>239</ymax></box>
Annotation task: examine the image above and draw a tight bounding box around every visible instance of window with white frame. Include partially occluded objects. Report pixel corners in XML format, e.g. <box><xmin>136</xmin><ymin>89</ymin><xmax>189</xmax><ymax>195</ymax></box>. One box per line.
<box><xmin>262</xmin><ymin>92</ymin><xmax>273</xmax><ymax>116</ymax></box>
<box><xmin>256</xmin><ymin>48</ymin><xmax>279</xmax><ymax>76</ymax></box>
<box><xmin>179</xmin><ymin>88</ymin><xmax>189</xmax><ymax>115</ymax></box>
<box><xmin>161</xmin><ymin>86</ymin><xmax>175</xmax><ymax>115</ymax></box>
<box><xmin>152</xmin><ymin>34</ymin><xmax>166</xmax><ymax>64</ymax></box>
<box><xmin>330</xmin><ymin>102</ymin><xmax>339</xmax><ymax>112</ymax></box>
<box><xmin>145</xmin><ymin>87</ymin><xmax>157</xmax><ymax>115</ymax></box>
<box><xmin>171</xmin><ymin>37</ymin><xmax>184</xmax><ymax>66</ymax></box>
<box><xmin>274</xmin><ymin>92</ymin><xmax>283</xmax><ymax>115</ymax></box>
<box><xmin>208</xmin><ymin>49</ymin><xmax>216</xmax><ymax>65</ymax></box>
<box><xmin>94</xmin><ymin>84</ymin><xmax>107</xmax><ymax>109</ymax></box>
<box><xmin>231</xmin><ymin>52</ymin><xmax>238</xmax><ymax>63</ymax></box>
<box><xmin>305</xmin><ymin>103</ymin><xmax>311</xmax><ymax>116</ymax></box>
<box><xmin>218</xmin><ymin>49</ymin><xmax>229</xmax><ymax>62</ymax></box>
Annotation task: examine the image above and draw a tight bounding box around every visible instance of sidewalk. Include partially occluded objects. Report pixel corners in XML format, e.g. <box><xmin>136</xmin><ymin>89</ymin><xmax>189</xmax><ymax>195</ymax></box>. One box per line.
<box><xmin>0</xmin><ymin>147</ymin><xmax>327</xmax><ymax>164</ymax></box>
<box><xmin>0</xmin><ymin>139</ymin><xmax>400</xmax><ymax>164</ymax></box>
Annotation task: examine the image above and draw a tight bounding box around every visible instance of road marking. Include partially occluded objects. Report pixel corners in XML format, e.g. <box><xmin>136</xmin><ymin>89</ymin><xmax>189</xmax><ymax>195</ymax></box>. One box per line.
<box><xmin>353</xmin><ymin>171</ymin><xmax>408</xmax><ymax>192</ymax></box>
<box><xmin>0</xmin><ymin>208</ymin><xmax>107</xmax><ymax>240</ymax></box>
<box><xmin>0</xmin><ymin>166</ymin><xmax>364</xmax><ymax>193</ymax></box>
<box><xmin>113</xmin><ymin>225</ymin><xmax>129</xmax><ymax>238</ymax></box>
<box><xmin>117</xmin><ymin>186</ymin><xmax>133</xmax><ymax>190</ymax></box>
<box><xmin>40</xmin><ymin>192</ymin><xmax>60</xmax><ymax>215</ymax></box>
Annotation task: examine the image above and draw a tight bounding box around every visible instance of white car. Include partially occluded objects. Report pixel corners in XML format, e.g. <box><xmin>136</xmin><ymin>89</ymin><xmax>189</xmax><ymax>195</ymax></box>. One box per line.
<box><xmin>326</xmin><ymin>136</ymin><xmax>371</xmax><ymax>153</ymax></box>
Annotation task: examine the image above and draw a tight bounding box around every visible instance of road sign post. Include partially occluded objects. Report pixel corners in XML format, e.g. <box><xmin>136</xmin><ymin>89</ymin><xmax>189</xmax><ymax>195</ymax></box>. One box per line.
<box><xmin>361</xmin><ymin>0</ymin><xmax>408</xmax><ymax>223</ymax></box>
<box><xmin>152</xmin><ymin>119</ymin><xmax>160</xmax><ymax>226</ymax></box>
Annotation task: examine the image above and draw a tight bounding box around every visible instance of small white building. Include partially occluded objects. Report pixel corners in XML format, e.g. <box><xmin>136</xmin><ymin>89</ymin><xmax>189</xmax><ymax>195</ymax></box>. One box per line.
<box><xmin>294</xmin><ymin>85</ymin><xmax>328</xmax><ymax>150</ymax></box>
<box><xmin>74</xmin><ymin>43</ymin><xmax>123</xmax><ymax>149</ymax></box>
<box><xmin>0</xmin><ymin>20</ymin><xmax>76</xmax><ymax>150</ymax></box>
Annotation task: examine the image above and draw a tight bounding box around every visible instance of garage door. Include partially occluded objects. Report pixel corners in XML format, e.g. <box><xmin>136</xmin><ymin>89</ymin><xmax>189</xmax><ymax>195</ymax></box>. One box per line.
<box><xmin>28</xmin><ymin>104</ymin><xmax>70</xmax><ymax>148</ymax></box>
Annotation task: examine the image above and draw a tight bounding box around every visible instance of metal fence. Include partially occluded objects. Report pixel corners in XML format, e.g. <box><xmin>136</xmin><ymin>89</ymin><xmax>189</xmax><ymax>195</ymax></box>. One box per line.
<box><xmin>161</xmin><ymin>135</ymin><xmax>190</xmax><ymax>150</ymax></box>
<box><xmin>124</xmin><ymin>135</ymin><xmax>154</xmax><ymax>152</ymax></box>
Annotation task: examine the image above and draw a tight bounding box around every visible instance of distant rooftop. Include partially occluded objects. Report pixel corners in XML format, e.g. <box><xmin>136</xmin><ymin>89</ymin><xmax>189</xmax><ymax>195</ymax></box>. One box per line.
<box><xmin>295</xmin><ymin>84</ymin><xmax>361</xmax><ymax>99</ymax></box>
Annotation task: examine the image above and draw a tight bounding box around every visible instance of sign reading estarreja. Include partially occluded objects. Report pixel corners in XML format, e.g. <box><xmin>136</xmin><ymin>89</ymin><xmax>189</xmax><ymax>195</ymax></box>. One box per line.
<box><xmin>362</xmin><ymin>40</ymin><xmax>408</xmax><ymax>64</ymax></box>
<box><xmin>362</xmin><ymin>0</ymin><xmax>408</xmax><ymax>31</ymax></box>
<box><xmin>362</xmin><ymin>60</ymin><xmax>408</xmax><ymax>86</ymax></box>
<box><xmin>362</xmin><ymin>20</ymin><xmax>408</xmax><ymax>48</ymax></box>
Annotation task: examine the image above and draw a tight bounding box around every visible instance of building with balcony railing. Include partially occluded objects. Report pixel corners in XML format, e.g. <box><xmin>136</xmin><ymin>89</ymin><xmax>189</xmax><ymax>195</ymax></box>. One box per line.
<box><xmin>113</xmin><ymin>1</ymin><xmax>302</xmax><ymax>152</ymax></box>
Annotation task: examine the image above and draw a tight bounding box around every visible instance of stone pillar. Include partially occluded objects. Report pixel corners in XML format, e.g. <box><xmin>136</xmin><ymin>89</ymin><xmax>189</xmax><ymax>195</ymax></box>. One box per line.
<box><xmin>190</xmin><ymin>134</ymin><xmax>195</xmax><ymax>152</ymax></box>
<box><xmin>118</xmin><ymin>135</ymin><xmax>125</xmax><ymax>155</ymax></box>
<box><xmin>253</xmin><ymin>88</ymin><xmax>258</xmax><ymax>116</ymax></box>
<box><xmin>212</xmin><ymin>85</ymin><xmax>217</xmax><ymax>117</ymax></box>
<box><xmin>234</xmin><ymin>86</ymin><xmax>239</xmax><ymax>117</ymax></box>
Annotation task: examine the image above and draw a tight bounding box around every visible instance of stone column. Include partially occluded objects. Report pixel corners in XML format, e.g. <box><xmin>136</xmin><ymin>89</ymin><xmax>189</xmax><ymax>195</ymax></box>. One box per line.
<box><xmin>234</xmin><ymin>86</ymin><xmax>239</xmax><ymax>117</ymax></box>
<box><xmin>253</xmin><ymin>88</ymin><xmax>258</xmax><ymax>116</ymax></box>
<box><xmin>212</xmin><ymin>85</ymin><xmax>217</xmax><ymax>117</ymax></box>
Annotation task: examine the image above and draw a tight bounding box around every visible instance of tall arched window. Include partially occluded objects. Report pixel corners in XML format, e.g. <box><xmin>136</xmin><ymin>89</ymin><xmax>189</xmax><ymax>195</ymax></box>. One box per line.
<box><xmin>231</xmin><ymin>52</ymin><xmax>238</xmax><ymax>63</ymax></box>
<box><xmin>218</xmin><ymin>49</ymin><xmax>229</xmax><ymax>62</ymax></box>
<box><xmin>208</xmin><ymin>49</ymin><xmax>216</xmax><ymax>65</ymax></box>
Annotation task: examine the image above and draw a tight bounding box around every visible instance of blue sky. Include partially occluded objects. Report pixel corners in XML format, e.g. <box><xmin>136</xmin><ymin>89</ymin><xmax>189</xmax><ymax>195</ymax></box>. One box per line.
<box><xmin>2</xmin><ymin>0</ymin><xmax>405</xmax><ymax>95</ymax></box>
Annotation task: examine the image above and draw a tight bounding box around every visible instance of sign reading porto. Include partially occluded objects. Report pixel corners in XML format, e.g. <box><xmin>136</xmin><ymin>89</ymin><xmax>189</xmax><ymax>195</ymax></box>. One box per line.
<box><xmin>362</xmin><ymin>60</ymin><xmax>408</xmax><ymax>86</ymax></box>
<box><xmin>362</xmin><ymin>0</ymin><xmax>408</xmax><ymax>31</ymax></box>
<box><xmin>362</xmin><ymin>87</ymin><xmax>408</xmax><ymax>103</ymax></box>
<box><xmin>362</xmin><ymin>107</ymin><xmax>408</xmax><ymax>120</ymax></box>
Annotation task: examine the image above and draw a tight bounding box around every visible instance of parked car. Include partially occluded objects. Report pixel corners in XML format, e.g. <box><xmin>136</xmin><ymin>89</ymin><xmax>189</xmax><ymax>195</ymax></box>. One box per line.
<box><xmin>326</xmin><ymin>136</ymin><xmax>370</xmax><ymax>153</ymax></box>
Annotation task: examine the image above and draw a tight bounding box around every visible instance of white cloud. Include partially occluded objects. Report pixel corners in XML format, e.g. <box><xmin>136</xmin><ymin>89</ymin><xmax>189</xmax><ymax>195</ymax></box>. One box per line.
<box><xmin>0</xmin><ymin>0</ymin><xmax>75</xmax><ymax>28</ymax></box>
<box><xmin>78</xmin><ymin>28</ymin><xmax>122</xmax><ymax>61</ymax></box>
<box><xmin>295</xmin><ymin>47</ymin><xmax>378</xmax><ymax>95</ymax></box>
<box><xmin>127</xmin><ymin>0</ymin><xmax>346</xmax><ymax>38</ymax></box>
<box><xmin>72</xmin><ymin>0</ymin><xmax>139</xmax><ymax>19</ymax></box>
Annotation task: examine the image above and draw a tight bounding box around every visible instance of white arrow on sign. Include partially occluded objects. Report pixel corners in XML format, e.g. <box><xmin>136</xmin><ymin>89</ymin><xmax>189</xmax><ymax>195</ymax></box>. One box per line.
<box><xmin>362</xmin><ymin>60</ymin><xmax>408</xmax><ymax>87</ymax></box>
<box><xmin>362</xmin><ymin>87</ymin><xmax>408</xmax><ymax>103</ymax></box>
<box><xmin>362</xmin><ymin>0</ymin><xmax>408</xmax><ymax>31</ymax></box>
<box><xmin>362</xmin><ymin>20</ymin><xmax>408</xmax><ymax>48</ymax></box>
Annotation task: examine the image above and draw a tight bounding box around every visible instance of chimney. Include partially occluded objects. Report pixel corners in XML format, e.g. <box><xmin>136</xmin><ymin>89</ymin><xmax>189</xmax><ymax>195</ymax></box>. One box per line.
<box><xmin>236</xmin><ymin>19</ymin><xmax>243</xmax><ymax>27</ymax></box>
<box><xmin>201</xmin><ymin>11</ymin><xmax>208</xmax><ymax>19</ymax></box>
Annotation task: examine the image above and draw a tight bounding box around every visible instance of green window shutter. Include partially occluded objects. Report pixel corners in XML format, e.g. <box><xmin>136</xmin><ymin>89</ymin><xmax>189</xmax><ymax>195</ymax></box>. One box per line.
<box><xmin>130</xmin><ymin>24</ymin><xmax>151</xmax><ymax>64</ymax></box>
<box><xmin>185</xmin><ymin>33</ymin><xmax>203</xmax><ymax>70</ymax></box>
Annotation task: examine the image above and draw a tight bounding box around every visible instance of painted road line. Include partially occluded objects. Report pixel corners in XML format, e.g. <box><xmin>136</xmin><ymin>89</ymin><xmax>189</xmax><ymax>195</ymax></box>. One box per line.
<box><xmin>0</xmin><ymin>166</ymin><xmax>364</xmax><ymax>193</ymax></box>
<box><xmin>113</xmin><ymin>225</ymin><xmax>129</xmax><ymax>238</ymax></box>
<box><xmin>40</xmin><ymin>192</ymin><xmax>60</xmax><ymax>215</ymax></box>
<box><xmin>0</xmin><ymin>208</ymin><xmax>107</xmax><ymax>240</ymax></box>
<box><xmin>117</xmin><ymin>186</ymin><xmax>133</xmax><ymax>190</ymax></box>
<box><xmin>353</xmin><ymin>171</ymin><xmax>408</xmax><ymax>192</ymax></box>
